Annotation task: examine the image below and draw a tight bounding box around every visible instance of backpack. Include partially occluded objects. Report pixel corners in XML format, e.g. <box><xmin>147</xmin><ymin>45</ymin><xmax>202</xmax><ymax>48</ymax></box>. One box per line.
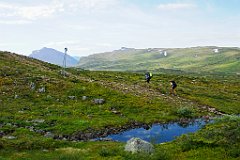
<box><xmin>149</xmin><ymin>72</ymin><xmax>153</xmax><ymax>78</ymax></box>
<box><xmin>145</xmin><ymin>72</ymin><xmax>153</xmax><ymax>79</ymax></box>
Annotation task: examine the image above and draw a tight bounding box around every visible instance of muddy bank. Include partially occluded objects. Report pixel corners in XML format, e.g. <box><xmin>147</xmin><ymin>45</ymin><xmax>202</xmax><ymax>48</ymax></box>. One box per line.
<box><xmin>53</xmin><ymin>117</ymin><xmax>212</xmax><ymax>142</ymax></box>
<box><xmin>53</xmin><ymin>121</ymin><xmax>150</xmax><ymax>141</ymax></box>
<box><xmin>0</xmin><ymin>117</ymin><xmax>213</xmax><ymax>142</ymax></box>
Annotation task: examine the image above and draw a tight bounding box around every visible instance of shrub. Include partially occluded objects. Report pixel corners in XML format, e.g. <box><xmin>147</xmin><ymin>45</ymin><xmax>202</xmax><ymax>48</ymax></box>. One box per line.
<box><xmin>176</xmin><ymin>107</ymin><xmax>194</xmax><ymax>118</ymax></box>
<box><xmin>99</xmin><ymin>147</ymin><xmax>118</xmax><ymax>157</ymax></box>
<box><xmin>227</xmin><ymin>144</ymin><xmax>240</xmax><ymax>158</ymax></box>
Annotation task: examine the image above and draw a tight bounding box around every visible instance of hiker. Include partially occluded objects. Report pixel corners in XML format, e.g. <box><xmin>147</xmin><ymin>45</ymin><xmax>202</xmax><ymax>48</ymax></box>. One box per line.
<box><xmin>170</xmin><ymin>80</ymin><xmax>177</xmax><ymax>95</ymax></box>
<box><xmin>145</xmin><ymin>72</ymin><xmax>153</xmax><ymax>83</ymax></box>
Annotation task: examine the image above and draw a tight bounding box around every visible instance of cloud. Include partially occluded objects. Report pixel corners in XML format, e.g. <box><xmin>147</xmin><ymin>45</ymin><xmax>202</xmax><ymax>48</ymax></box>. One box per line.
<box><xmin>157</xmin><ymin>3</ymin><xmax>196</xmax><ymax>10</ymax></box>
<box><xmin>0</xmin><ymin>20</ymin><xmax>31</xmax><ymax>25</ymax></box>
<box><xmin>66</xmin><ymin>24</ymin><xmax>96</xmax><ymax>31</ymax></box>
<box><xmin>45</xmin><ymin>40</ymin><xmax>80</xmax><ymax>46</ymax></box>
<box><xmin>44</xmin><ymin>40</ymin><xmax>91</xmax><ymax>54</ymax></box>
<box><xmin>66</xmin><ymin>0</ymin><xmax>119</xmax><ymax>11</ymax></box>
<box><xmin>96</xmin><ymin>43</ymin><xmax>112</xmax><ymax>47</ymax></box>
<box><xmin>0</xmin><ymin>0</ymin><xmax>119</xmax><ymax>20</ymax></box>
<box><xmin>0</xmin><ymin>1</ymin><xmax>64</xmax><ymax>20</ymax></box>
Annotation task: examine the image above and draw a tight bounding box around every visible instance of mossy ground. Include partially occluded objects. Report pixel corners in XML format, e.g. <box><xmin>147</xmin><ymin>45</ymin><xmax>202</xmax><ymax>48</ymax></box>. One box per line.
<box><xmin>0</xmin><ymin>51</ymin><xmax>239</xmax><ymax>159</ymax></box>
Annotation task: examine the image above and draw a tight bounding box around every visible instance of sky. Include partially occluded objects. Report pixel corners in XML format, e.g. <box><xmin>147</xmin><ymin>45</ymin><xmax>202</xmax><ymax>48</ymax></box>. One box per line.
<box><xmin>0</xmin><ymin>0</ymin><xmax>240</xmax><ymax>57</ymax></box>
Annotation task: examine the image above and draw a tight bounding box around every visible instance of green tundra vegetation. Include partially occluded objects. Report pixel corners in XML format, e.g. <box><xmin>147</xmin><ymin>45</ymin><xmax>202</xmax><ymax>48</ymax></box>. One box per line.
<box><xmin>0</xmin><ymin>51</ymin><xmax>239</xmax><ymax>159</ymax></box>
<box><xmin>78</xmin><ymin>46</ymin><xmax>240</xmax><ymax>75</ymax></box>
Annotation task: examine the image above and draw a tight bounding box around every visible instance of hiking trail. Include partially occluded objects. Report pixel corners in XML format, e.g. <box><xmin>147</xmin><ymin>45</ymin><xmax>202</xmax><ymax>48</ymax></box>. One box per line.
<box><xmin>75</xmin><ymin>74</ymin><xmax>226</xmax><ymax>116</ymax></box>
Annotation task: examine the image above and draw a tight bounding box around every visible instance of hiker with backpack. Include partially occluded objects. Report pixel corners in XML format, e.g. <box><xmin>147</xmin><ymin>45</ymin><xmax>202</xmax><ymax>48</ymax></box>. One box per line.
<box><xmin>145</xmin><ymin>72</ymin><xmax>153</xmax><ymax>83</ymax></box>
<box><xmin>170</xmin><ymin>80</ymin><xmax>177</xmax><ymax>95</ymax></box>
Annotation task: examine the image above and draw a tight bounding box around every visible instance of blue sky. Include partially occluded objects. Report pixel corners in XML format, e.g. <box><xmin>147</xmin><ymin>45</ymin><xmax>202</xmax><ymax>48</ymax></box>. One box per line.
<box><xmin>0</xmin><ymin>0</ymin><xmax>239</xmax><ymax>57</ymax></box>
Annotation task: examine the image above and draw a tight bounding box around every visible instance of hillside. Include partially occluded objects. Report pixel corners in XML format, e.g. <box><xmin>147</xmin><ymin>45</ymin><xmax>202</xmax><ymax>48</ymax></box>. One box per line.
<box><xmin>78</xmin><ymin>46</ymin><xmax>240</xmax><ymax>75</ymax></box>
<box><xmin>30</xmin><ymin>47</ymin><xmax>78</xmax><ymax>67</ymax></box>
<box><xmin>0</xmin><ymin>51</ymin><xmax>239</xmax><ymax>159</ymax></box>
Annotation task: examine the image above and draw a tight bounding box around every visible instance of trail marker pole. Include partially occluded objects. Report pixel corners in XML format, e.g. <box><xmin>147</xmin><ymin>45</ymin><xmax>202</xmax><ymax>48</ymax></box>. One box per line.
<box><xmin>62</xmin><ymin>48</ymin><xmax>68</xmax><ymax>77</ymax></box>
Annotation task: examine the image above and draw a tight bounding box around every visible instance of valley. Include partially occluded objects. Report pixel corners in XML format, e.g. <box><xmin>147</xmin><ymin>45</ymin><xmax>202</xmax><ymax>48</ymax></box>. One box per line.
<box><xmin>0</xmin><ymin>51</ymin><xmax>239</xmax><ymax>159</ymax></box>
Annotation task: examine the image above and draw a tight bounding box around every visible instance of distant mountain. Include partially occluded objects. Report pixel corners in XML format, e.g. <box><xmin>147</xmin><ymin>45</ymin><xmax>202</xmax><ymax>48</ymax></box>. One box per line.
<box><xmin>29</xmin><ymin>47</ymin><xmax>78</xmax><ymax>67</ymax></box>
<box><xmin>73</xmin><ymin>56</ymin><xmax>81</xmax><ymax>61</ymax></box>
<box><xmin>78</xmin><ymin>46</ymin><xmax>240</xmax><ymax>75</ymax></box>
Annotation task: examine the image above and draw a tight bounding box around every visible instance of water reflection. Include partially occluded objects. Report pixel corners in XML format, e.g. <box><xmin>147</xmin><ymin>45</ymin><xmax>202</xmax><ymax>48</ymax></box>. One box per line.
<box><xmin>104</xmin><ymin>118</ymin><xmax>212</xmax><ymax>144</ymax></box>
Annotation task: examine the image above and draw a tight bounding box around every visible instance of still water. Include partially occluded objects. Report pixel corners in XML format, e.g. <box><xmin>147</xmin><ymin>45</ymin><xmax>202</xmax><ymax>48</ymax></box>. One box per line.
<box><xmin>104</xmin><ymin>118</ymin><xmax>211</xmax><ymax>144</ymax></box>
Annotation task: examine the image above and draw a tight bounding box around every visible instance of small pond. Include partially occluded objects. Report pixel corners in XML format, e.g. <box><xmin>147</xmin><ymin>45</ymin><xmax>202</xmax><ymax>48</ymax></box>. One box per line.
<box><xmin>100</xmin><ymin>118</ymin><xmax>212</xmax><ymax>144</ymax></box>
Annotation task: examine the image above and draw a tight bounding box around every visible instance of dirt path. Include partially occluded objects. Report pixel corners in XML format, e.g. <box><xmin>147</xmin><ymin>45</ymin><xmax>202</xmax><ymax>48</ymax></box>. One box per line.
<box><xmin>75</xmin><ymin>74</ymin><xmax>226</xmax><ymax>116</ymax></box>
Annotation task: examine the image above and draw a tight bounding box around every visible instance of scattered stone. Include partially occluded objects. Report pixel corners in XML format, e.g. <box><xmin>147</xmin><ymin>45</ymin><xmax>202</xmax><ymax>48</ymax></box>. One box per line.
<box><xmin>82</xmin><ymin>96</ymin><xmax>88</xmax><ymax>100</ymax></box>
<box><xmin>3</xmin><ymin>136</ymin><xmax>17</xmax><ymax>140</ymax></box>
<box><xmin>42</xmin><ymin>149</ymin><xmax>49</xmax><ymax>152</ymax></box>
<box><xmin>22</xmin><ymin>106</ymin><xmax>31</xmax><ymax>111</ymax></box>
<box><xmin>30</xmin><ymin>82</ymin><xmax>36</xmax><ymax>90</ymax></box>
<box><xmin>125</xmin><ymin>138</ymin><xmax>154</xmax><ymax>154</ymax></box>
<box><xmin>59</xmin><ymin>70</ymin><xmax>70</xmax><ymax>77</ymax></box>
<box><xmin>44</xmin><ymin>132</ymin><xmax>54</xmax><ymax>138</ymax></box>
<box><xmin>29</xmin><ymin>126</ymin><xmax>34</xmax><ymax>132</ymax></box>
<box><xmin>14</xmin><ymin>94</ymin><xmax>19</xmax><ymax>99</ymax></box>
<box><xmin>35</xmin><ymin>129</ymin><xmax>44</xmax><ymax>134</ymax></box>
<box><xmin>111</xmin><ymin>110</ymin><xmax>121</xmax><ymax>114</ymax></box>
<box><xmin>31</xmin><ymin>119</ymin><xmax>45</xmax><ymax>123</ymax></box>
<box><xmin>6</xmin><ymin>123</ymin><xmax>12</xmax><ymax>126</ymax></box>
<box><xmin>110</xmin><ymin>107</ymin><xmax>121</xmax><ymax>114</ymax></box>
<box><xmin>38</xmin><ymin>87</ymin><xmax>46</xmax><ymax>93</ymax></box>
<box><xmin>93</xmin><ymin>99</ymin><xmax>105</xmax><ymax>104</ymax></box>
<box><xmin>142</xmin><ymin>124</ymin><xmax>151</xmax><ymax>130</ymax></box>
<box><xmin>46</xmin><ymin>95</ymin><xmax>52</xmax><ymax>99</ymax></box>
<box><xmin>68</xmin><ymin>96</ymin><xmax>76</xmax><ymax>100</ymax></box>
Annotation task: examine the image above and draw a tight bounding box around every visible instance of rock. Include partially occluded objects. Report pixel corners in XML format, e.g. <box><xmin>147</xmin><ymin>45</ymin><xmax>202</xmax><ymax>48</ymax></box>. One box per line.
<box><xmin>3</xmin><ymin>136</ymin><xmax>17</xmax><ymax>140</ymax></box>
<box><xmin>38</xmin><ymin>87</ymin><xmax>46</xmax><ymax>93</ymax></box>
<box><xmin>93</xmin><ymin>99</ymin><xmax>105</xmax><ymax>105</ymax></box>
<box><xmin>30</xmin><ymin>82</ymin><xmax>36</xmax><ymax>90</ymax></box>
<box><xmin>44</xmin><ymin>132</ymin><xmax>54</xmax><ymax>138</ymax></box>
<box><xmin>68</xmin><ymin>96</ymin><xmax>76</xmax><ymax>100</ymax></box>
<box><xmin>35</xmin><ymin>129</ymin><xmax>44</xmax><ymax>134</ymax></box>
<box><xmin>31</xmin><ymin>119</ymin><xmax>45</xmax><ymax>123</ymax></box>
<box><xmin>125</xmin><ymin>138</ymin><xmax>154</xmax><ymax>154</ymax></box>
<box><xmin>22</xmin><ymin>106</ymin><xmax>31</xmax><ymax>111</ymax></box>
<box><xmin>46</xmin><ymin>95</ymin><xmax>52</xmax><ymax>99</ymax></box>
<box><xmin>142</xmin><ymin>124</ymin><xmax>151</xmax><ymax>130</ymax></box>
<box><xmin>29</xmin><ymin>126</ymin><xmax>35</xmax><ymax>132</ymax></box>
<box><xmin>6</xmin><ymin>123</ymin><xmax>12</xmax><ymax>126</ymax></box>
<box><xmin>42</xmin><ymin>149</ymin><xmax>49</xmax><ymax>152</ymax></box>
<box><xmin>60</xmin><ymin>70</ymin><xmax>70</xmax><ymax>77</ymax></box>
<box><xmin>111</xmin><ymin>110</ymin><xmax>120</xmax><ymax>114</ymax></box>
<box><xmin>82</xmin><ymin>96</ymin><xmax>87</xmax><ymax>100</ymax></box>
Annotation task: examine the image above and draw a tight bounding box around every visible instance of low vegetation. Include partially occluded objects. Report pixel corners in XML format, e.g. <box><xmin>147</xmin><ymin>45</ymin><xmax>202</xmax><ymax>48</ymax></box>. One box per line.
<box><xmin>0</xmin><ymin>51</ymin><xmax>239</xmax><ymax>159</ymax></box>
<box><xmin>78</xmin><ymin>46</ymin><xmax>240</xmax><ymax>75</ymax></box>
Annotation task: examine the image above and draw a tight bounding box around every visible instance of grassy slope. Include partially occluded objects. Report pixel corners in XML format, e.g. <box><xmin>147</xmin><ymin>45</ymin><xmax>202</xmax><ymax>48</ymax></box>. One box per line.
<box><xmin>0</xmin><ymin>51</ymin><xmax>239</xmax><ymax>159</ymax></box>
<box><xmin>78</xmin><ymin>47</ymin><xmax>240</xmax><ymax>75</ymax></box>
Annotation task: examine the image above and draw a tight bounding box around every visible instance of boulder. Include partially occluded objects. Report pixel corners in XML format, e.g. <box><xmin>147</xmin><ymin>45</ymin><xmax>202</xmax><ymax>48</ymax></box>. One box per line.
<box><xmin>125</xmin><ymin>138</ymin><xmax>154</xmax><ymax>154</ymax></box>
